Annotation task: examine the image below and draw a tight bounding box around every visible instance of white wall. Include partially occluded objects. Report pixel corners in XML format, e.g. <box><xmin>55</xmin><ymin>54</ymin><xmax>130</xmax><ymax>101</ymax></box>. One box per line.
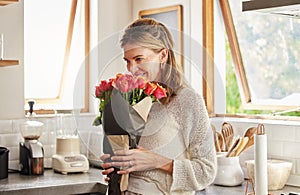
<box><xmin>0</xmin><ymin>1</ymin><xmax>24</xmax><ymax>119</ymax></box>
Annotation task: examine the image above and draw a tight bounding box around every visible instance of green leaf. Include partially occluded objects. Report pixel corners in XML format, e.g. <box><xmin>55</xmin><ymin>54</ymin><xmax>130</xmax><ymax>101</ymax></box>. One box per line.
<box><xmin>92</xmin><ymin>116</ymin><xmax>102</xmax><ymax>126</ymax></box>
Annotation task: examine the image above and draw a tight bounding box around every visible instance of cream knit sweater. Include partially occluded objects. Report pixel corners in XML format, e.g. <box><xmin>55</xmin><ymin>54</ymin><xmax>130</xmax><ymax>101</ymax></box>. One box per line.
<box><xmin>127</xmin><ymin>87</ymin><xmax>217</xmax><ymax>195</ymax></box>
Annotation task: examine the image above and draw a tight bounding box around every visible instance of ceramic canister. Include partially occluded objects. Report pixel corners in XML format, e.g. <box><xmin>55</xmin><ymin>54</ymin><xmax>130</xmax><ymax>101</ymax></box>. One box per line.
<box><xmin>213</xmin><ymin>152</ymin><xmax>244</xmax><ymax>186</ymax></box>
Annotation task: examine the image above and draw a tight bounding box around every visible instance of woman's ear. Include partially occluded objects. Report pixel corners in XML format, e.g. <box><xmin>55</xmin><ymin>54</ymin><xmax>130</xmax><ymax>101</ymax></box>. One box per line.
<box><xmin>160</xmin><ymin>48</ymin><xmax>168</xmax><ymax>63</ymax></box>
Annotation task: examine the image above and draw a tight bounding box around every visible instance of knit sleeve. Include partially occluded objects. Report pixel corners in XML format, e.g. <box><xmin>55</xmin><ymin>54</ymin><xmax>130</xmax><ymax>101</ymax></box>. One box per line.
<box><xmin>170</xmin><ymin>87</ymin><xmax>217</xmax><ymax>192</ymax></box>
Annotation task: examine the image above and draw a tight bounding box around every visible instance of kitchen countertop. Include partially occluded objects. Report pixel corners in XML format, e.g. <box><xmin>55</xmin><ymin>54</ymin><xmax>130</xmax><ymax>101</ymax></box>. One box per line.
<box><xmin>0</xmin><ymin>168</ymin><xmax>107</xmax><ymax>195</ymax></box>
<box><xmin>197</xmin><ymin>181</ymin><xmax>300</xmax><ymax>195</ymax></box>
<box><xmin>0</xmin><ymin>167</ymin><xmax>299</xmax><ymax>195</ymax></box>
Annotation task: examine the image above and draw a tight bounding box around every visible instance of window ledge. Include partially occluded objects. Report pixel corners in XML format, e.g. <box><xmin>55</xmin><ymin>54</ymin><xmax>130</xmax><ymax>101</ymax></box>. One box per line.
<box><xmin>211</xmin><ymin>113</ymin><xmax>300</xmax><ymax>125</ymax></box>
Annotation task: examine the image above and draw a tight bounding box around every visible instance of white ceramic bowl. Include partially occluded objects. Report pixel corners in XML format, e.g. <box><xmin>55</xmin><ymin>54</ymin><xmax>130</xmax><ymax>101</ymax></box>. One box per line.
<box><xmin>245</xmin><ymin>159</ymin><xmax>292</xmax><ymax>190</ymax></box>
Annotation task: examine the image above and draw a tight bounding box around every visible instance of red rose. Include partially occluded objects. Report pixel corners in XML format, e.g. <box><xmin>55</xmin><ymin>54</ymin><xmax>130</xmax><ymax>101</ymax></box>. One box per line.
<box><xmin>95</xmin><ymin>80</ymin><xmax>110</xmax><ymax>98</ymax></box>
<box><xmin>144</xmin><ymin>82</ymin><xmax>157</xmax><ymax>95</ymax></box>
<box><xmin>153</xmin><ymin>84</ymin><xmax>167</xmax><ymax>99</ymax></box>
<box><xmin>95</xmin><ymin>85</ymin><xmax>102</xmax><ymax>97</ymax></box>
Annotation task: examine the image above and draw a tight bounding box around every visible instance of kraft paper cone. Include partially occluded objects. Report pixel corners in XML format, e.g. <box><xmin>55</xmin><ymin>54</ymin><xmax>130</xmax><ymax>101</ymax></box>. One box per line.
<box><xmin>120</xmin><ymin>173</ymin><xmax>129</xmax><ymax>192</ymax></box>
<box><xmin>107</xmin><ymin>135</ymin><xmax>130</xmax><ymax>192</ymax></box>
<box><xmin>132</xmin><ymin>96</ymin><xmax>152</xmax><ymax>122</ymax></box>
<box><xmin>107</xmin><ymin>135</ymin><xmax>129</xmax><ymax>152</ymax></box>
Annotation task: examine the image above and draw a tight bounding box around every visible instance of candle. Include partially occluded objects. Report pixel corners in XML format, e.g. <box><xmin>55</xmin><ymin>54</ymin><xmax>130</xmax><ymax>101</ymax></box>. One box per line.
<box><xmin>254</xmin><ymin>124</ymin><xmax>268</xmax><ymax>195</ymax></box>
<box><xmin>0</xmin><ymin>33</ymin><xmax>3</xmax><ymax>60</ymax></box>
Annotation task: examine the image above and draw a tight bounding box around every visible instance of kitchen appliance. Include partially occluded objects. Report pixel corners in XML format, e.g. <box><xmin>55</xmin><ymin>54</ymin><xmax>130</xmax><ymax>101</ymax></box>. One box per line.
<box><xmin>0</xmin><ymin>147</ymin><xmax>9</xmax><ymax>179</ymax></box>
<box><xmin>52</xmin><ymin>111</ymin><xmax>89</xmax><ymax>174</ymax></box>
<box><xmin>19</xmin><ymin>120</ymin><xmax>44</xmax><ymax>175</ymax></box>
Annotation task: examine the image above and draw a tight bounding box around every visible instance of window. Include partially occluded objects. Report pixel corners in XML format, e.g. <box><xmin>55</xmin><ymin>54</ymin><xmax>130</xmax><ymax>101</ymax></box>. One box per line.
<box><xmin>220</xmin><ymin>0</ymin><xmax>300</xmax><ymax>116</ymax></box>
<box><xmin>24</xmin><ymin>0</ymin><xmax>89</xmax><ymax>112</ymax></box>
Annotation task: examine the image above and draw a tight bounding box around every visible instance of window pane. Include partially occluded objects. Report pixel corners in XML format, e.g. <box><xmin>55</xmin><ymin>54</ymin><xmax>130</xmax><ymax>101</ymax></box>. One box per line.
<box><xmin>24</xmin><ymin>0</ymin><xmax>86</xmax><ymax>110</ymax></box>
<box><xmin>24</xmin><ymin>0</ymin><xmax>71</xmax><ymax>98</ymax></box>
<box><xmin>229</xmin><ymin>0</ymin><xmax>300</xmax><ymax>107</ymax></box>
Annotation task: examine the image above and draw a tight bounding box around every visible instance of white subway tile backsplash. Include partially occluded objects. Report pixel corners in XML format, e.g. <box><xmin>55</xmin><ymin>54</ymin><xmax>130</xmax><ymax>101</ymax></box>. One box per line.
<box><xmin>0</xmin><ymin>120</ymin><xmax>13</xmax><ymax>134</ymax></box>
<box><xmin>267</xmin><ymin>140</ymin><xmax>283</xmax><ymax>156</ymax></box>
<box><xmin>282</xmin><ymin>142</ymin><xmax>300</xmax><ymax>158</ymax></box>
<box><xmin>44</xmin><ymin>157</ymin><xmax>53</xmax><ymax>168</ymax></box>
<box><xmin>296</xmin><ymin>127</ymin><xmax>300</xmax><ymax>142</ymax></box>
<box><xmin>43</xmin><ymin>144</ymin><xmax>56</xmax><ymax>158</ymax></box>
<box><xmin>270</xmin><ymin>125</ymin><xmax>296</xmax><ymax>141</ymax></box>
<box><xmin>0</xmin><ymin>133</ymin><xmax>22</xmax><ymax>147</ymax></box>
<box><xmin>296</xmin><ymin>158</ymin><xmax>300</xmax><ymax>175</ymax></box>
<box><xmin>12</xmin><ymin>119</ymin><xmax>25</xmax><ymax>133</ymax></box>
<box><xmin>7</xmin><ymin>146</ymin><xmax>19</xmax><ymax>161</ymax></box>
<box><xmin>9</xmin><ymin>160</ymin><xmax>19</xmax><ymax>171</ymax></box>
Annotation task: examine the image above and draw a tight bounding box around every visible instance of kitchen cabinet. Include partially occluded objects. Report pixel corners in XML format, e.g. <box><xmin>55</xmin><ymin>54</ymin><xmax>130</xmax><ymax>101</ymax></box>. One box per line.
<box><xmin>0</xmin><ymin>0</ymin><xmax>18</xmax><ymax>6</ymax></box>
<box><xmin>0</xmin><ymin>60</ymin><xmax>19</xmax><ymax>66</ymax></box>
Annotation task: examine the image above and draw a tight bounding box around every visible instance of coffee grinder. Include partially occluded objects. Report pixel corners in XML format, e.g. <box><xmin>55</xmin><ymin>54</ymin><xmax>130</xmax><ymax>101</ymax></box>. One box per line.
<box><xmin>19</xmin><ymin>100</ymin><xmax>44</xmax><ymax>175</ymax></box>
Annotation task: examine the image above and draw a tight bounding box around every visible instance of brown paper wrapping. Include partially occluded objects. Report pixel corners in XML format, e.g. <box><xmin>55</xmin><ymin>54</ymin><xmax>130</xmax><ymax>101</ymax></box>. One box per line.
<box><xmin>104</xmin><ymin>93</ymin><xmax>153</xmax><ymax>194</ymax></box>
<box><xmin>132</xmin><ymin>96</ymin><xmax>152</xmax><ymax>122</ymax></box>
<box><xmin>107</xmin><ymin>135</ymin><xmax>129</xmax><ymax>192</ymax></box>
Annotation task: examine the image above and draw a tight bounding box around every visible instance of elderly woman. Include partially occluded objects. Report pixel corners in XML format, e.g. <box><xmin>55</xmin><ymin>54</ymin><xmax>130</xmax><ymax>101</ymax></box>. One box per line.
<box><xmin>100</xmin><ymin>18</ymin><xmax>217</xmax><ymax>195</ymax></box>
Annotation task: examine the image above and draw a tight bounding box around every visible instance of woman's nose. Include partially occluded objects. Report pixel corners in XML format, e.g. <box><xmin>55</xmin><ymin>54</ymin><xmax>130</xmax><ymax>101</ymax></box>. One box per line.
<box><xmin>127</xmin><ymin>62</ymin><xmax>138</xmax><ymax>74</ymax></box>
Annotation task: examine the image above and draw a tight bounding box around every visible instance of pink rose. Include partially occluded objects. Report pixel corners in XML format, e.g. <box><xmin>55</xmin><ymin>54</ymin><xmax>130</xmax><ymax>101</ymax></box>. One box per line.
<box><xmin>134</xmin><ymin>76</ymin><xmax>147</xmax><ymax>89</ymax></box>
<box><xmin>115</xmin><ymin>74</ymin><xmax>135</xmax><ymax>93</ymax></box>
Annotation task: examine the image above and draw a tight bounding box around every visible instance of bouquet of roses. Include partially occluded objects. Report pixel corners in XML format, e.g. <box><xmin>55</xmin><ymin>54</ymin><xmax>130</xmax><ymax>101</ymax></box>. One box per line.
<box><xmin>93</xmin><ymin>73</ymin><xmax>167</xmax><ymax>195</ymax></box>
<box><xmin>93</xmin><ymin>73</ymin><xmax>167</xmax><ymax>126</ymax></box>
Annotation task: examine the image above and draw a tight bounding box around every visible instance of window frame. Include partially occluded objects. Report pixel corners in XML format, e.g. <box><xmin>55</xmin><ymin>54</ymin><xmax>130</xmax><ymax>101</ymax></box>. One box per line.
<box><xmin>202</xmin><ymin>0</ymin><xmax>215</xmax><ymax>114</ymax></box>
<box><xmin>203</xmin><ymin>0</ymin><xmax>300</xmax><ymax>121</ymax></box>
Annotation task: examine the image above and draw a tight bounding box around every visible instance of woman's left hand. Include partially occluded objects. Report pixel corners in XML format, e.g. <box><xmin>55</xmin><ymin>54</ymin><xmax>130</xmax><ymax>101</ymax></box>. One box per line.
<box><xmin>110</xmin><ymin>146</ymin><xmax>173</xmax><ymax>175</ymax></box>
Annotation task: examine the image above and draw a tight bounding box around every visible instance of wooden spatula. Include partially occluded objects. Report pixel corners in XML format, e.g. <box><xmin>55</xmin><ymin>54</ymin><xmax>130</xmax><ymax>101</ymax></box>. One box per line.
<box><xmin>222</xmin><ymin>122</ymin><xmax>234</xmax><ymax>151</ymax></box>
<box><xmin>211</xmin><ymin>124</ymin><xmax>221</xmax><ymax>152</ymax></box>
<box><xmin>217</xmin><ymin>132</ymin><xmax>225</xmax><ymax>152</ymax></box>
<box><xmin>234</xmin><ymin>137</ymin><xmax>249</xmax><ymax>156</ymax></box>
<box><xmin>226</xmin><ymin>136</ymin><xmax>240</xmax><ymax>157</ymax></box>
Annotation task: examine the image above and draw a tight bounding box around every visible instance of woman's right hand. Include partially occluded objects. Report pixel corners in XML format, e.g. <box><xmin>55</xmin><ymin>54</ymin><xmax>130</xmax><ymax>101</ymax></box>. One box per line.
<box><xmin>100</xmin><ymin>153</ymin><xmax>114</xmax><ymax>182</ymax></box>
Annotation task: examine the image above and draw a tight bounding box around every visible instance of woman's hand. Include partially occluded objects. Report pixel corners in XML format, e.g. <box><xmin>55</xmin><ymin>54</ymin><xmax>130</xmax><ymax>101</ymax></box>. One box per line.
<box><xmin>110</xmin><ymin>146</ymin><xmax>173</xmax><ymax>175</ymax></box>
<box><xmin>100</xmin><ymin>154</ymin><xmax>114</xmax><ymax>182</ymax></box>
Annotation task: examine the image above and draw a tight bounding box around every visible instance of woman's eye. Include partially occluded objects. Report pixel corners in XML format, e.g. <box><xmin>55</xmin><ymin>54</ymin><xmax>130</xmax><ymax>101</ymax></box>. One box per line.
<box><xmin>135</xmin><ymin>58</ymin><xmax>143</xmax><ymax>63</ymax></box>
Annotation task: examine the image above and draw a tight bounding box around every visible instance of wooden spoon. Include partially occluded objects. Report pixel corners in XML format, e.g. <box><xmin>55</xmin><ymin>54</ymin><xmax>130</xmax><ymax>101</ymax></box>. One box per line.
<box><xmin>244</xmin><ymin>127</ymin><xmax>257</xmax><ymax>138</ymax></box>
<box><xmin>222</xmin><ymin>122</ymin><xmax>234</xmax><ymax>151</ymax></box>
<box><xmin>240</xmin><ymin>127</ymin><xmax>257</xmax><ymax>154</ymax></box>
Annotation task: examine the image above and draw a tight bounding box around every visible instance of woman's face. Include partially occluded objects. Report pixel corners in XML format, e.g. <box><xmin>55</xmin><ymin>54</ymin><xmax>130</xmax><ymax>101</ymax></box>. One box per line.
<box><xmin>123</xmin><ymin>43</ymin><xmax>168</xmax><ymax>81</ymax></box>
